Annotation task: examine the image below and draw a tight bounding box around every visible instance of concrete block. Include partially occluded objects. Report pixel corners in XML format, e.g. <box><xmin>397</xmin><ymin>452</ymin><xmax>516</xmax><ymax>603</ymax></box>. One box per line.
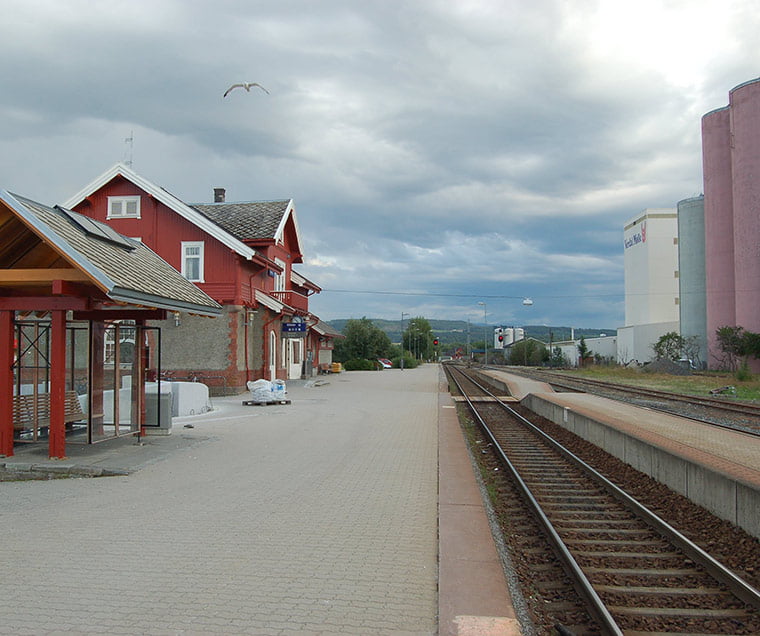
<box><xmin>603</xmin><ymin>425</ymin><xmax>626</xmax><ymax>458</ymax></box>
<box><xmin>652</xmin><ymin>450</ymin><xmax>689</xmax><ymax>494</ymax></box>
<box><xmin>624</xmin><ymin>436</ymin><xmax>654</xmax><ymax>475</ymax></box>
<box><xmin>5</xmin><ymin>462</ymin><xmax>34</xmax><ymax>472</ymax></box>
<box><xmin>585</xmin><ymin>419</ymin><xmax>607</xmax><ymax>449</ymax></box>
<box><xmin>687</xmin><ymin>464</ymin><xmax>737</xmax><ymax>522</ymax></box>
<box><xmin>737</xmin><ymin>483</ymin><xmax>760</xmax><ymax>539</ymax></box>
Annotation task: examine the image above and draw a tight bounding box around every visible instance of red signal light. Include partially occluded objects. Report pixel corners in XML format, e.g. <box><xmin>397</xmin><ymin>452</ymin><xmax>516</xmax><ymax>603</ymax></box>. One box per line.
<box><xmin>433</xmin><ymin>338</ymin><xmax>439</xmax><ymax>346</ymax></box>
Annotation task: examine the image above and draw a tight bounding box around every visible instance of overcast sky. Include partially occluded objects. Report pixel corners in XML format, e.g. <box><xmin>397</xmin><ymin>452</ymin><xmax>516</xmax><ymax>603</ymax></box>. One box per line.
<box><xmin>1</xmin><ymin>1</ymin><xmax>758</xmax><ymax>329</ymax></box>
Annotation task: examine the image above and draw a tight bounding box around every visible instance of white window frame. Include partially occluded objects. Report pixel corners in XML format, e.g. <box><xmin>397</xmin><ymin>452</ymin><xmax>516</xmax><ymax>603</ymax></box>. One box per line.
<box><xmin>181</xmin><ymin>241</ymin><xmax>205</xmax><ymax>283</ymax></box>
<box><xmin>274</xmin><ymin>258</ymin><xmax>286</xmax><ymax>292</ymax></box>
<box><xmin>107</xmin><ymin>196</ymin><xmax>141</xmax><ymax>219</ymax></box>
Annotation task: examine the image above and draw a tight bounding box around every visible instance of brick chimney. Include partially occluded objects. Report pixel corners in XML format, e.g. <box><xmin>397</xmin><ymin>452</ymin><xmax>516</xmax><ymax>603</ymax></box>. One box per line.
<box><xmin>213</xmin><ymin>188</ymin><xmax>226</xmax><ymax>203</ymax></box>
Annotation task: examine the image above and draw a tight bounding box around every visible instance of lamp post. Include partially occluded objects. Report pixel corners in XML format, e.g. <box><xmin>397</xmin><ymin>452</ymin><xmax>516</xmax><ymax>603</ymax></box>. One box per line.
<box><xmin>478</xmin><ymin>301</ymin><xmax>487</xmax><ymax>365</ymax></box>
<box><xmin>401</xmin><ymin>312</ymin><xmax>409</xmax><ymax>370</ymax></box>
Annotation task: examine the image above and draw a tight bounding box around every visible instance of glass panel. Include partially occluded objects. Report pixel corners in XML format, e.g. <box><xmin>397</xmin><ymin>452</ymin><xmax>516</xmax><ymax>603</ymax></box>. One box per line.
<box><xmin>185</xmin><ymin>257</ymin><xmax>200</xmax><ymax>280</ymax></box>
<box><xmin>64</xmin><ymin>325</ymin><xmax>89</xmax><ymax>443</ymax></box>
<box><xmin>13</xmin><ymin>321</ymin><xmax>50</xmax><ymax>442</ymax></box>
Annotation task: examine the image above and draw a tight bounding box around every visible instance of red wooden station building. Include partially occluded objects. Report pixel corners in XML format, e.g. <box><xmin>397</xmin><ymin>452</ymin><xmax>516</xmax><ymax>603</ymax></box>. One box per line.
<box><xmin>63</xmin><ymin>164</ymin><xmax>340</xmax><ymax>394</ymax></box>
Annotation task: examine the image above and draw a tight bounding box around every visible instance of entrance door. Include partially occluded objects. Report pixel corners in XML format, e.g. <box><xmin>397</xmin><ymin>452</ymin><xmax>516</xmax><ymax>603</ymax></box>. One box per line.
<box><xmin>287</xmin><ymin>338</ymin><xmax>302</xmax><ymax>380</ymax></box>
<box><xmin>269</xmin><ymin>330</ymin><xmax>277</xmax><ymax>380</ymax></box>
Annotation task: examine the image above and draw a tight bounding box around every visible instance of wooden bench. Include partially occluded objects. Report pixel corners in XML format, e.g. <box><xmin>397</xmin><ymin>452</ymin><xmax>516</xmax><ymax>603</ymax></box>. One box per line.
<box><xmin>12</xmin><ymin>391</ymin><xmax>86</xmax><ymax>432</ymax></box>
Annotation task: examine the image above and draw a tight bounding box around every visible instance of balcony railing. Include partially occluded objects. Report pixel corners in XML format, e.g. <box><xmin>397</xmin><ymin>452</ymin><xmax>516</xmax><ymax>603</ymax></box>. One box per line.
<box><xmin>270</xmin><ymin>290</ymin><xmax>309</xmax><ymax>312</ymax></box>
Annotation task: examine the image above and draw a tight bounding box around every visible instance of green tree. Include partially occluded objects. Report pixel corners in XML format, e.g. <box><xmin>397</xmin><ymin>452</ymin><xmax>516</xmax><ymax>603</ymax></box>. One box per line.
<box><xmin>403</xmin><ymin>317</ymin><xmax>434</xmax><ymax>360</ymax></box>
<box><xmin>549</xmin><ymin>346</ymin><xmax>565</xmax><ymax>368</ymax></box>
<box><xmin>715</xmin><ymin>325</ymin><xmax>760</xmax><ymax>372</ymax></box>
<box><xmin>652</xmin><ymin>331</ymin><xmax>686</xmax><ymax>361</ymax></box>
<box><xmin>508</xmin><ymin>339</ymin><xmax>548</xmax><ymax>366</ymax></box>
<box><xmin>333</xmin><ymin>317</ymin><xmax>392</xmax><ymax>362</ymax></box>
<box><xmin>715</xmin><ymin>326</ymin><xmax>746</xmax><ymax>371</ymax></box>
<box><xmin>577</xmin><ymin>336</ymin><xmax>591</xmax><ymax>365</ymax></box>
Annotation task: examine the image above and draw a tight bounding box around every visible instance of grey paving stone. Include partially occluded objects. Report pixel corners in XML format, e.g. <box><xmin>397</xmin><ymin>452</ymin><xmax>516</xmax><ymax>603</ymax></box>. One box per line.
<box><xmin>0</xmin><ymin>367</ymin><xmax>439</xmax><ymax>635</ymax></box>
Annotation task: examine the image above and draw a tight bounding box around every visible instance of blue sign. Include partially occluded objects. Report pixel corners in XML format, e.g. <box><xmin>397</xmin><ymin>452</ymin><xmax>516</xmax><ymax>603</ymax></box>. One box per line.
<box><xmin>282</xmin><ymin>322</ymin><xmax>307</xmax><ymax>333</ymax></box>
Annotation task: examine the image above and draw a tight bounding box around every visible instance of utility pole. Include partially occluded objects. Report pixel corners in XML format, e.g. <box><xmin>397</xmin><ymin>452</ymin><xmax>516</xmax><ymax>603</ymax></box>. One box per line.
<box><xmin>478</xmin><ymin>302</ymin><xmax>487</xmax><ymax>365</ymax></box>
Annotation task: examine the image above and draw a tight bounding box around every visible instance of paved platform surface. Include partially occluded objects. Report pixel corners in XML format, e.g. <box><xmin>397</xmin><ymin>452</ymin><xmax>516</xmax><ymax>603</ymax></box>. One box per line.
<box><xmin>1</xmin><ymin>365</ymin><xmax>519</xmax><ymax>635</ymax></box>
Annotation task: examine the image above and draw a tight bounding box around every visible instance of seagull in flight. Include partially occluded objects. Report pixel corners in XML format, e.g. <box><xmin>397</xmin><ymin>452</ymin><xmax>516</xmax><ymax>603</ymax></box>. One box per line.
<box><xmin>223</xmin><ymin>82</ymin><xmax>270</xmax><ymax>98</ymax></box>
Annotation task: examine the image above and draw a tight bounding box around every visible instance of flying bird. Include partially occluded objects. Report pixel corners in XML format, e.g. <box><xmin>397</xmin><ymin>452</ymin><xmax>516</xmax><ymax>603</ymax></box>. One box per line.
<box><xmin>223</xmin><ymin>82</ymin><xmax>270</xmax><ymax>98</ymax></box>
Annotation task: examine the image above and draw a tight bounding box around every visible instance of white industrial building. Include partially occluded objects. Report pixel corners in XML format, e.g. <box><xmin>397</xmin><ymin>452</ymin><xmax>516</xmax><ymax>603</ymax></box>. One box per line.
<box><xmin>617</xmin><ymin>208</ymin><xmax>680</xmax><ymax>364</ymax></box>
<box><xmin>552</xmin><ymin>335</ymin><xmax>618</xmax><ymax>367</ymax></box>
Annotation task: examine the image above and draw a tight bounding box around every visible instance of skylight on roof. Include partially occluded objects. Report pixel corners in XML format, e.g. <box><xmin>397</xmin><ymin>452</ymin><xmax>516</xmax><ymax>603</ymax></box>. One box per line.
<box><xmin>55</xmin><ymin>205</ymin><xmax>136</xmax><ymax>250</ymax></box>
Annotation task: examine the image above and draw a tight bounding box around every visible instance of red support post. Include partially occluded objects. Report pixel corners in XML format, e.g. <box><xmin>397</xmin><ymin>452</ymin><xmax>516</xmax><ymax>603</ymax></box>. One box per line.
<box><xmin>132</xmin><ymin>322</ymin><xmax>146</xmax><ymax>436</ymax></box>
<box><xmin>49</xmin><ymin>310</ymin><xmax>67</xmax><ymax>459</ymax></box>
<box><xmin>0</xmin><ymin>311</ymin><xmax>15</xmax><ymax>457</ymax></box>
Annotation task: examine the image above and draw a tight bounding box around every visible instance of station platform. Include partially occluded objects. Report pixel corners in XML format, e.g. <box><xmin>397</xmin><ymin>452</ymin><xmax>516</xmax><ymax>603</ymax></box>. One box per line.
<box><xmin>479</xmin><ymin>367</ymin><xmax>760</xmax><ymax>540</ymax></box>
<box><xmin>1</xmin><ymin>365</ymin><xmax>522</xmax><ymax>635</ymax></box>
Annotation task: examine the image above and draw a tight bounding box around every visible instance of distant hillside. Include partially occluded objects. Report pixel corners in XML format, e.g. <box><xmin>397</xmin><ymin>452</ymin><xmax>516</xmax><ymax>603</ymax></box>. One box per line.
<box><xmin>326</xmin><ymin>319</ymin><xmax>615</xmax><ymax>345</ymax></box>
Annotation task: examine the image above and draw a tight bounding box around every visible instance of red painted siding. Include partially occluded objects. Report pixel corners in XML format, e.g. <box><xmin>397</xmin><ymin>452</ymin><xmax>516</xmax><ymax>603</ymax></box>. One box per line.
<box><xmin>73</xmin><ymin>177</ymin><xmax>248</xmax><ymax>303</ymax></box>
<box><xmin>70</xmin><ymin>173</ymin><xmax>330</xmax><ymax>386</ymax></box>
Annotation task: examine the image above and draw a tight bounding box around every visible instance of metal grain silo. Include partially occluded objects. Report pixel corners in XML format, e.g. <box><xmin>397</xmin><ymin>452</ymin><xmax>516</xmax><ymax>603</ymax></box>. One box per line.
<box><xmin>677</xmin><ymin>196</ymin><xmax>707</xmax><ymax>367</ymax></box>
<box><xmin>701</xmin><ymin>105</ymin><xmax>735</xmax><ymax>367</ymax></box>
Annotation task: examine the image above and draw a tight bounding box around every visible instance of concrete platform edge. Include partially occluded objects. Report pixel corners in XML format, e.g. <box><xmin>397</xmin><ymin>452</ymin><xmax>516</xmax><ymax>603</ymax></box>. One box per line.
<box><xmin>438</xmin><ymin>379</ymin><xmax>523</xmax><ymax>636</ymax></box>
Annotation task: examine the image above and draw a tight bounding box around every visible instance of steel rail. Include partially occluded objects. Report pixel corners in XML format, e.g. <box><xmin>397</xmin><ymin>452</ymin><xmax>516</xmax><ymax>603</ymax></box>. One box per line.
<box><xmin>449</xmin><ymin>365</ymin><xmax>760</xmax><ymax>626</ymax></box>
<box><xmin>447</xmin><ymin>366</ymin><xmax>624</xmax><ymax>635</ymax></box>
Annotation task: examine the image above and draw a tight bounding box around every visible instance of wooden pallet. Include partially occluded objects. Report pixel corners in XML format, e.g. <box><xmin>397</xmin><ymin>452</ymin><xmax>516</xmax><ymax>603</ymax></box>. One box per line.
<box><xmin>242</xmin><ymin>399</ymin><xmax>292</xmax><ymax>406</ymax></box>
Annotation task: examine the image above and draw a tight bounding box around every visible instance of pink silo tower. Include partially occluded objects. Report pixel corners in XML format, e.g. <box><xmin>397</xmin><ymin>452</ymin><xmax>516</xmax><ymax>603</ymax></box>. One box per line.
<box><xmin>702</xmin><ymin>78</ymin><xmax>760</xmax><ymax>370</ymax></box>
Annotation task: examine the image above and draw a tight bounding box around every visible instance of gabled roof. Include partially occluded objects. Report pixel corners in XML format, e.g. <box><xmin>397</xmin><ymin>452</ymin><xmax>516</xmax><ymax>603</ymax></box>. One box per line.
<box><xmin>192</xmin><ymin>200</ymin><xmax>290</xmax><ymax>240</ymax></box>
<box><xmin>1</xmin><ymin>190</ymin><xmax>222</xmax><ymax>316</ymax></box>
<box><xmin>192</xmin><ymin>199</ymin><xmax>303</xmax><ymax>258</ymax></box>
<box><xmin>63</xmin><ymin>163</ymin><xmax>258</xmax><ymax>262</ymax></box>
<box><xmin>311</xmin><ymin>319</ymin><xmax>343</xmax><ymax>338</ymax></box>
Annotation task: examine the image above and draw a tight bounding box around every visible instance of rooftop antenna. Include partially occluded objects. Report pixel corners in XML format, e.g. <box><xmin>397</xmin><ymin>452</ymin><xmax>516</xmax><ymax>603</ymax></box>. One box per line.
<box><xmin>123</xmin><ymin>131</ymin><xmax>134</xmax><ymax>167</ymax></box>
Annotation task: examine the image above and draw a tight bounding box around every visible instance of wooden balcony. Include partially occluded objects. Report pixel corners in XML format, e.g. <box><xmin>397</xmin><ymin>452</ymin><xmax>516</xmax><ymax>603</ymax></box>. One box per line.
<box><xmin>270</xmin><ymin>290</ymin><xmax>309</xmax><ymax>312</ymax></box>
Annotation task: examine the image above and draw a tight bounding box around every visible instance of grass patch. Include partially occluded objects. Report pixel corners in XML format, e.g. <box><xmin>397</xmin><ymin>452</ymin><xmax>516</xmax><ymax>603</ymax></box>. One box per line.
<box><xmin>554</xmin><ymin>366</ymin><xmax>760</xmax><ymax>401</ymax></box>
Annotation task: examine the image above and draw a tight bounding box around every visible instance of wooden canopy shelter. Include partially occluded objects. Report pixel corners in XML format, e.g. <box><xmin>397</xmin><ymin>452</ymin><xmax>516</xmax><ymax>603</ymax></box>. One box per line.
<box><xmin>0</xmin><ymin>190</ymin><xmax>221</xmax><ymax>459</ymax></box>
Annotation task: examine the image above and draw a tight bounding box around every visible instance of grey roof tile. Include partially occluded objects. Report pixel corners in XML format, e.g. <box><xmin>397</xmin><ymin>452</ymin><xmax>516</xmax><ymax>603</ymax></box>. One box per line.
<box><xmin>12</xmin><ymin>194</ymin><xmax>221</xmax><ymax>315</ymax></box>
<box><xmin>191</xmin><ymin>200</ymin><xmax>290</xmax><ymax>241</ymax></box>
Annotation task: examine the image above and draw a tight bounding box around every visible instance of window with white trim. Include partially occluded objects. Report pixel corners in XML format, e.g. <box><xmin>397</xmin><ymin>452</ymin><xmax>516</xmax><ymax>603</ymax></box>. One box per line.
<box><xmin>181</xmin><ymin>241</ymin><xmax>205</xmax><ymax>282</ymax></box>
<box><xmin>107</xmin><ymin>196</ymin><xmax>141</xmax><ymax>218</ymax></box>
<box><xmin>274</xmin><ymin>258</ymin><xmax>286</xmax><ymax>292</ymax></box>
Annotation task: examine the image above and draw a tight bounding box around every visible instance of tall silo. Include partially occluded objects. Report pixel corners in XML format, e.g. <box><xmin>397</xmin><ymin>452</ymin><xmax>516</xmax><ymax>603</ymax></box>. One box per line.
<box><xmin>701</xmin><ymin>105</ymin><xmax>735</xmax><ymax>368</ymax></box>
<box><xmin>677</xmin><ymin>196</ymin><xmax>707</xmax><ymax>367</ymax></box>
<box><xmin>729</xmin><ymin>78</ymin><xmax>760</xmax><ymax>355</ymax></box>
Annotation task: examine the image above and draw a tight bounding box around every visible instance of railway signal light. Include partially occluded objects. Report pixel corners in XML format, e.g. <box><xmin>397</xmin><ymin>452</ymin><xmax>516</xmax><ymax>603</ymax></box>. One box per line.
<box><xmin>433</xmin><ymin>338</ymin><xmax>439</xmax><ymax>346</ymax></box>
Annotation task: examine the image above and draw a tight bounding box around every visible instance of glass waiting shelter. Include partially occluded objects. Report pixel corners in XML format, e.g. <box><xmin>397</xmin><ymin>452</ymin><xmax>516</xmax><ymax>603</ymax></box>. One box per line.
<box><xmin>0</xmin><ymin>190</ymin><xmax>221</xmax><ymax>459</ymax></box>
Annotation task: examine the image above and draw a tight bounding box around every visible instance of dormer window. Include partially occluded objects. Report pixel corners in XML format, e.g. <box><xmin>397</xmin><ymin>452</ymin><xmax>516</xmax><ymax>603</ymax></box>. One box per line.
<box><xmin>274</xmin><ymin>258</ymin><xmax>286</xmax><ymax>292</ymax></box>
<box><xmin>182</xmin><ymin>241</ymin><xmax>205</xmax><ymax>282</ymax></box>
<box><xmin>107</xmin><ymin>195</ymin><xmax>141</xmax><ymax>219</ymax></box>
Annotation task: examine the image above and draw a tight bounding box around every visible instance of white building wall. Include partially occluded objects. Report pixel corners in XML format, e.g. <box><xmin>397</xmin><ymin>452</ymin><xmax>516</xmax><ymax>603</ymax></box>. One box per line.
<box><xmin>623</xmin><ymin>209</ymin><xmax>680</xmax><ymax>326</ymax></box>
<box><xmin>616</xmin><ymin>321</ymin><xmax>680</xmax><ymax>365</ymax></box>
<box><xmin>555</xmin><ymin>336</ymin><xmax>618</xmax><ymax>367</ymax></box>
<box><xmin>621</xmin><ymin>209</ymin><xmax>680</xmax><ymax>363</ymax></box>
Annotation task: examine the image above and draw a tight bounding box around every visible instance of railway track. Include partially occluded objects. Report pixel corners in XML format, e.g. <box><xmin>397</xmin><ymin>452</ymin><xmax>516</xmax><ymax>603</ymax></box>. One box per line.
<box><xmin>445</xmin><ymin>364</ymin><xmax>760</xmax><ymax>634</ymax></box>
<box><xmin>500</xmin><ymin>367</ymin><xmax>760</xmax><ymax>435</ymax></box>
